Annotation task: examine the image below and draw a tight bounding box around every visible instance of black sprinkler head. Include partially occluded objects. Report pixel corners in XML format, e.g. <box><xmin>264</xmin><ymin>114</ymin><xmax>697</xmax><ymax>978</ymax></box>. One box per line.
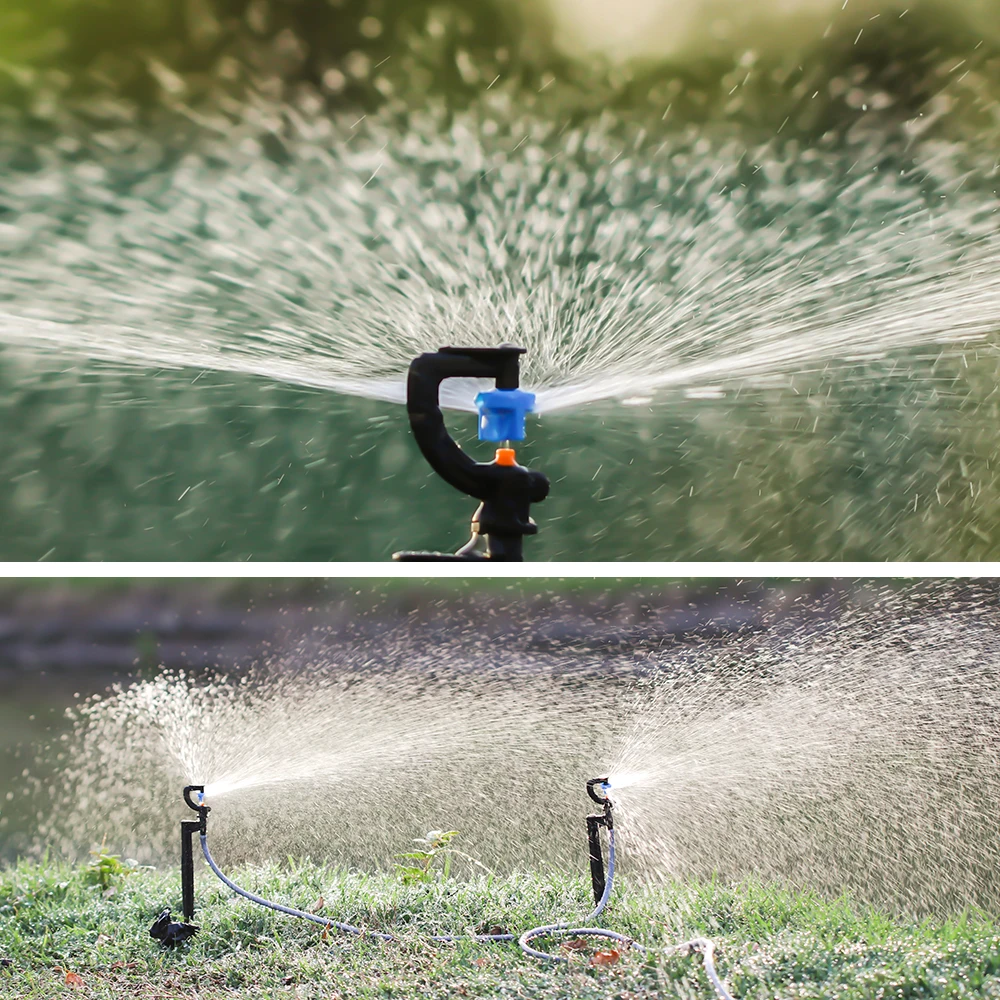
<box><xmin>585</xmin><ymin>777</ymin><xmax>613</xmax><ymax>905</ymax></box>
<box><xmin>183</xmin><ymin>784</ymin><xmax>205</xmax><ymax>810</ymax></box>
<box><xmin>587</xmin><ymin>777</ymin><xmax>611</xmax><ymax>805</ymax></box>
<box><xmin>394</xmin><ymin>344</ymin><xmax>549</xmax><ymax>562</ymax></box>
<box><xmin>178</xmin><ymin>785</ymin><xmax>211</xmax><ymax>925</ymax></box>
<box><xmin>183</xmin><ymin>784</ymin><xmax>210</xmax><ymax>833</ymax></box>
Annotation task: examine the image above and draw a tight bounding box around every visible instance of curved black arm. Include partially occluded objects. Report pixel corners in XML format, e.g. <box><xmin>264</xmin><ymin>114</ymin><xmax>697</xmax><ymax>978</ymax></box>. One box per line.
<box><xmin>407</xmin><ymin>345</ymin><xmax>524</xmax><ymax>500</ymax></box>
<box><xmin>183</xmin><ymin>784</ymin><xmax>210</xmax><ymax>834</ymax></box>
<box><xmin>183</xmin><ymin>784</ymin><xmax>205</xmax><ymax>811</ymax></box>
<box><xmin>587</xmin><ymin>777</ymin><xmax>611</xmax><ymax>805</ymax></box>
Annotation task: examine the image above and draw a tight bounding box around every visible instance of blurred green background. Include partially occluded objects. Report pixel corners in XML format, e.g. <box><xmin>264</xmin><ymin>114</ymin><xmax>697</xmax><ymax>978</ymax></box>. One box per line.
<box><xmin>2</xmin><ymin>354</ymin><xmax>998</xmax><ymax>560</ymax></box>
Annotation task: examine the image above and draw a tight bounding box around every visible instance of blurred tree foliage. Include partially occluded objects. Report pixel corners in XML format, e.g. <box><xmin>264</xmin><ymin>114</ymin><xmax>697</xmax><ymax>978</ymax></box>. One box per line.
<box><xmin>2</xmin><ymin>0</ymin><xmax>998</xmax><ymax>138</ymax></box>
<box><xmin>0</xmin><ymin>0</ymin><xmax>545</xmax><ymax>109</ymax></box>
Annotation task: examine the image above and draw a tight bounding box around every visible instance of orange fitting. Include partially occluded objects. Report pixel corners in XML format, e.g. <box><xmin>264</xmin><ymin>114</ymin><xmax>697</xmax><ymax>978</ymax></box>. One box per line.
<box><xmin>495</xmin><ymin>448</ymin><xmax>517</xmax><ymax>467</ymax></box>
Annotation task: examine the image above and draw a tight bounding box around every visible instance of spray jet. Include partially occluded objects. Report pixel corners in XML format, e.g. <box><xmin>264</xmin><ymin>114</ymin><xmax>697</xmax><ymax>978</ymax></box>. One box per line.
<box><xmin>393</xmin><ymin>345</ymin><xmax>549</xmax><ymax>561</ymax></box>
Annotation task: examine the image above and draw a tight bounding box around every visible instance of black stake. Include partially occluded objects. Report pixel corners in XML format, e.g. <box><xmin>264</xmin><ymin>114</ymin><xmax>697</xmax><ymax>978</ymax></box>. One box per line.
<box><xmin>180</xmin><ymin>784</ymin><xmax>210</xmax><ymax>919</ymax></box>
<box><xmin>181</xmin><ymin>818</ymin><xmax>198</xmax><ymax>921</ymax></box>
<box><xmin>586</xmin><ymin>814</ymin><xmax>608</xmax><ymax>904</ymax></box>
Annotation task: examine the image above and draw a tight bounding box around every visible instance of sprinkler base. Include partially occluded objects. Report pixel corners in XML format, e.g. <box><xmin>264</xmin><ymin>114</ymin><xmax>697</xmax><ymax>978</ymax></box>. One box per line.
<box><xmin>149</xmin><ymin>909</ymin><xmax>199</xmax><ymax>948</ymax></box>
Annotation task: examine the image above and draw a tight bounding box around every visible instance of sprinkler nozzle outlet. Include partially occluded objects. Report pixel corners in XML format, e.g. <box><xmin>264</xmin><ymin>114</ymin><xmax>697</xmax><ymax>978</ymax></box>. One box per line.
<box><xmin>475</xmin><ymin>387</ymin><xmax>536</xmax><ymax>442</ymax></box>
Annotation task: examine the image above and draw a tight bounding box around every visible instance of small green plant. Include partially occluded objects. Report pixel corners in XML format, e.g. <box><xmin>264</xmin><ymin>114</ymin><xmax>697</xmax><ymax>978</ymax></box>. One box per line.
<box><xmin>84</xmin><ymin>840</ymin><xmax>136</xmax><ymax>891</ymax></box>
<box><xmin>394</xmin><ymin>830</ymin><xmax>463</xmax><ymax>885</ymax></box>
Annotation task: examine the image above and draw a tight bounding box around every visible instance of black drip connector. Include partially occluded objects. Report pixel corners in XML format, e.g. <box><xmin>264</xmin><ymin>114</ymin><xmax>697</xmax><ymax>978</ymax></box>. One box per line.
<box><xmin>585</xmin><ymin>777</ymin><xmax>613</xmax><ymax>905</ymax></box>
<box><xmin>393</xmin><ymin>345</ymin><xmax>549</xmax><ymax>562</ymax></box>
<box><xmin>149</xmin><ymin>908</ymin><xmax>199</xmax><ymax>948</ymax></box>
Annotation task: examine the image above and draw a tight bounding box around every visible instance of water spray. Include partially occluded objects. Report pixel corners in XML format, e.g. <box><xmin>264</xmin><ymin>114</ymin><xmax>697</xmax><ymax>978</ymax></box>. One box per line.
<box><xmin>158</xmin><ymin>779</ymin><xmax>736</xmax><ymax>999</ymax></box>
<box><xmin>393</xmin><ymin>345</ymin><xmax>549</xmax><ymax>561</ymax></box>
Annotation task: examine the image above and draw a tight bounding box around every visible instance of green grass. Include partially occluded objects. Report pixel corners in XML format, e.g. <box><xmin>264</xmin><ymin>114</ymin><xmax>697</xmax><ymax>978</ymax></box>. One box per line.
<box><xmin>1</xmin><ymin>857</ymin><xmax>999</xmax><ymax>999</ymax></box>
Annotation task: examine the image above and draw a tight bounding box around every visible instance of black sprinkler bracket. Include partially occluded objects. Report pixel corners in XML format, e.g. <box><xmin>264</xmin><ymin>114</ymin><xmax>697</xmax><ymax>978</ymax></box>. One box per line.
<box><xmin>151</xmin><ymin>785</ymin><xmax>207</xmax><ymax>947</ymax></box>
<box><xmin>183</xmin><ymin>784</ymin><xmax>210</xmax><ymax>831</ymax></box>
<box><xmin>181</xmin><ymin>786</ymin><xmax>209</xmax><ymax>921</ymax></box>
<box><xmin>586</xmin><ymin>777</ymin><xmax>614</xmax><ymax>906</ymax></box>
<box><xmin>393</xmin><ymin>345</ymin><xmax>549</xmax><ymax>562</ymax></box>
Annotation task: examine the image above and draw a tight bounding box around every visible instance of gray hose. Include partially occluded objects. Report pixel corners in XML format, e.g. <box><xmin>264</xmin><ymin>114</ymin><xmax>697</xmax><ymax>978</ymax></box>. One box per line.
<box><xmin>517</xmin><ymin>825</ymin><xmax>642</xmax><ymax>960</ymax></box>
<box><xmin>201</xmin><ymin>834</ymin><xmax>513</xmax><ymax>942</ymax></box>
<box><xmin>680</xmin><ymin>938</ymin><xmax>738</xmax><ymax>1000</ymax></box>
<box><xmin>200</xmin><ymin>828</ymin><xmax>735</xmax><ymax>998</ymax></box>
<box><xmin>517</xmin><ymin>828</ymin><xmax>737</xmax><ymax>999</ymax></box>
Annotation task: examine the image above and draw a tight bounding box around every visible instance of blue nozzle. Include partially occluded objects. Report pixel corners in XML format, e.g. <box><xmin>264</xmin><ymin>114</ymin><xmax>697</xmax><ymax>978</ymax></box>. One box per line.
<box><xmin>475</xmin><ymin>387</ymin><xmax>536</xmax><ymax>442</ymax></box>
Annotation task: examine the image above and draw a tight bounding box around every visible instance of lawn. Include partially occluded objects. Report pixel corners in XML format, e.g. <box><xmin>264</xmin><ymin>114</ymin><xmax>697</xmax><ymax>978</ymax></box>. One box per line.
<box><xmin>2</xmin><ymin>853</ymin><xmax>999</xmax><ymax>999</ymax></box>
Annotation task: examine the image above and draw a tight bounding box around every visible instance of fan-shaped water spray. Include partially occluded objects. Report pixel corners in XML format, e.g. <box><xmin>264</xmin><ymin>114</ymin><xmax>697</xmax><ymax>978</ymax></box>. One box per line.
<box><xmin>3</xmin><ymin>91</ymin><xmax>1000</xmax><ymax>414</ymax></box>
<box><xmin>2</xmin><ymin>1</ymin><xmax>1000</xmax><ymax>561</ymax></box>
<box><xmin>36</xmin><ymin>664</ymin><xmax>606</xmax><ymax>871</ymax></box>
<box><xmin>607</xmin><ymin>603</ymin><xmax>1000</xmax><ymax>913</ymax></box>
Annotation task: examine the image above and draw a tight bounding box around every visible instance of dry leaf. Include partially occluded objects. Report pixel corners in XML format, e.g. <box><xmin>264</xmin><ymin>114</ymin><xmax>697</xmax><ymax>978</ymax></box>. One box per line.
<box><xmin>321</xmin><ymin>922</ymin><xmax>331</xmax><ymax>941</ymax></box>
<box><xmin>560</xmin><ymin>938</ymin><xmax>589</xmax><ymax>952</ymax></box>
<box><xmin>589</xmin><ymin>948</ymin><xmax>621</xmax><ymax>966</ymax></box>
<box><xmin>65</xmin><ymin>970</ymin><xmax>85</xmax><ymax>988</ymax></box>
<box><xmin>472</xmin><ymin>957</ymin><xmax>489</xmax><ymax>968</ymax></box>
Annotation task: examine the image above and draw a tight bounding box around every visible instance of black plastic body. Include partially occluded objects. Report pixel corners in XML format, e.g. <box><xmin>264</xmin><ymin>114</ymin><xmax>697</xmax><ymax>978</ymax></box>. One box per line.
<box><xmin>181</xmin><ymin>820</ymin><xmax>199</xmax><ymax>921</ymax></box>
<box><xmin>181</xmin><ymin>785</ymin><xmax>209</xmax><ymax>921</ymax></box>
<box><xmin>585</xmin><ymin>777</ymin><xmax>614</xmax><ymax>905</ymax></box>
<box><xmin>395</xmin><ymin>345</ymin><xmax>549</xmax><ymax>562</ymax></box>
